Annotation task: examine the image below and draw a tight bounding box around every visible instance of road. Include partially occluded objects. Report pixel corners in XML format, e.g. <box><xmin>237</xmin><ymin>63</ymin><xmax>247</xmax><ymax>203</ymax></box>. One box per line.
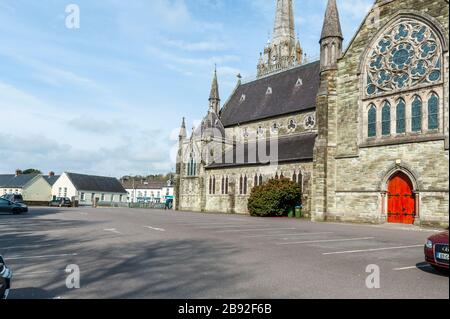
<box><xmin>0</xmin><ymin>207</ymin><xmax>448</xmax><ymax>299</ymax></box>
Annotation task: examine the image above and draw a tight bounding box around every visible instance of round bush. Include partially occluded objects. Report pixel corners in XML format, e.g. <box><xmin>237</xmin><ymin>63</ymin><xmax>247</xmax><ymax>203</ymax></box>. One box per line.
<box><xmin>247</xmin><ymin>178</ymin><xmax>302</xmax><ymax>217</ymax></box>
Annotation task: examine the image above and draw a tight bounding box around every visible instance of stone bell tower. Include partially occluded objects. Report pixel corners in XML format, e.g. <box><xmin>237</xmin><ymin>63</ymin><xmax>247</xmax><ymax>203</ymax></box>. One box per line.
<box><xmin>257</xmin><ymin>0</ymin><xmax>303</xmax><ymax>78</ymax></box>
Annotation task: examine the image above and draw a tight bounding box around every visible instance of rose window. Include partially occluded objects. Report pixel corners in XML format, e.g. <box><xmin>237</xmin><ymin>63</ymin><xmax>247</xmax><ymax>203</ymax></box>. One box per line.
<box><xmin>365</xmin><ymin>20</ymin><xmax>442</xmax><ymax>97</ymax></box>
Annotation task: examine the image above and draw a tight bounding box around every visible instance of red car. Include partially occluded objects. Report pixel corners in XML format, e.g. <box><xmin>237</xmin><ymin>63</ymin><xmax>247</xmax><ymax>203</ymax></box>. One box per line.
<box><xmin>425</xmin><ymin>230</ymin><xmax>449</xmax><ymax>271</ymax></box>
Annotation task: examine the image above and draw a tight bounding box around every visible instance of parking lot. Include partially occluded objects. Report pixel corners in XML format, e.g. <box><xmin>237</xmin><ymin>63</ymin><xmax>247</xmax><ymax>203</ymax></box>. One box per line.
<box><xmin>0</xmin><ymin>207</ymin><xmax>448</xmax><ymax>299</ymax></box>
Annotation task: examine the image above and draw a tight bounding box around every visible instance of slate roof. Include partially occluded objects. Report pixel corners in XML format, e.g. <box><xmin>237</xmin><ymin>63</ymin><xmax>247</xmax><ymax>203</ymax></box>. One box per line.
<box><xmin>220</xmin><ymin>61</ymin><xmax>320</xmax><ymax>127</ymax></box>
<box><xmin>0</xmin><ymin>175</ymin><xmax>15</xmax><ymax>187</ymax></box>
<box><xmin>66</xmin><ymin>173</ymin><xmax>127</xmax><ymax>194</ymax></box>
<box><xmin>121</xmin><ymin>179</ymin><xmax>168</xmax><ymax>190</ymax></box>
<box><xmin>207</xmin><ymin>133</ymin><xmax>316</xmax><ymax>169</ymax></box>
<box><xmin>43</xmin><ymin>175</ymin><xmax>60</xmax><ymax>186</ymax></box>
<box><xmin>0</xmin><ymin>174</ymin><xmax>38</xmax><ymax>188</ymax></box>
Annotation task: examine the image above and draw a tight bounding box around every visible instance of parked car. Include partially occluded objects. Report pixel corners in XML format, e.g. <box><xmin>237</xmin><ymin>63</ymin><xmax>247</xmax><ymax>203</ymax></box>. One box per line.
<box><xmin>0</xmin><ymin>198</ymin><xmax>28</xmax><ymax>214</ymax></box>
<box><xmin>165</xmin><ymin>198</ymin><xmax>173</xmax><ymax>210</ymax></box>
<box><xmin>1</xmin><ymin>194</ymin><xmax>24</xmax><ymax>204</ymax></box>
<box><xmin>49</xmin><ymin>197</ymin><xmax>72</xmax><ymax>208</ymax></box>
<box><xmin>0</xmin><ymin>255</ymin><xmax>12</xmax><ymax>299</ymax></box>
<box><xmin>425</xmin><ymin>229</ymin><xmax>449</xmax><ymax>271</ymax></box>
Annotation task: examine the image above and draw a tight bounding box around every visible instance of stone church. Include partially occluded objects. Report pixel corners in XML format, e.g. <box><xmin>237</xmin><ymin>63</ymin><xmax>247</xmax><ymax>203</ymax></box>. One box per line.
<box><xmin>175</xmin><ymin>0</ymin><xmax>449</xmax><ymax>227</ymax></box>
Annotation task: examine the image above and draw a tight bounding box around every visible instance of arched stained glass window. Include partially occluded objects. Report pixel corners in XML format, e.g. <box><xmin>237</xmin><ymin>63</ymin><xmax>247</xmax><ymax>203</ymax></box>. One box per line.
<box><xmin>368</xmin><ymin>105</ymin><xmax>377</xmax><ymax>138</ymax></box>
<box><xmin>428</xmin><ymin>93</ymin><xmax>439</xmax><ymax>130</ymax></box>
<box><xmin>396</xmin><ymin>99</ymin><xmax>406</xmax><ymax>134</ymax></box>
<box><xmin>412</xmin><ymin>96</ymin><xmax>422</xmax><ymax>132</ymax></box>
<box><xmin>382</xmin><ymin>101</ymin><xmax>391</xmax><ymax>136</ymax></box>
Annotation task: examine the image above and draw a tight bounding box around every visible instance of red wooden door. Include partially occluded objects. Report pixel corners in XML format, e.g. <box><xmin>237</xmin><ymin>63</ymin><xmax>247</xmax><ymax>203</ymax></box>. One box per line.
<box><xmin>387</xmin><ymin>172</ymin><xmax>415</xmax><ymax>224</ymax></box>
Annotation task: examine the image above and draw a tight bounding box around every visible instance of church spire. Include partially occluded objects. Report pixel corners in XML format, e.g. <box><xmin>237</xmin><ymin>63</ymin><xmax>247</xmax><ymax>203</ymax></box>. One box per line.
<box><xmin>320</xmin><ymin>0</ymin><xmax>343</xmax><ymax>72</ymax></box>
<box><xmin>257</xmin><ymin>0</ymin><xmax>303</xmax><ymax>78</ymax></box>
<box><xmin>179</xmin><ymin>117</ymin><xmax>187</xmax><ymax>141</ymax></box>
<box><xmin>273</xmin><ymin>0</ymin><xmax>295</xmax><ymax>44</ymax></box>
<box><xmin>208</xmin><ymin>65</ymin><xmax>220</xmax><ymax>114</ymax></box>
<box><xmin>320</xmin><ymin>0</ymin><xmax>343</xmax><ymax>41</ymax></box>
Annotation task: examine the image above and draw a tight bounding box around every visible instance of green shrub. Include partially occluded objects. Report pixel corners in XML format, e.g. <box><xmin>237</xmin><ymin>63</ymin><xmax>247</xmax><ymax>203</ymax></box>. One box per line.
<box><xmin>247</xmin><ymin>178</ymin><xmax>302</xmax><ymax>217</ymax></box>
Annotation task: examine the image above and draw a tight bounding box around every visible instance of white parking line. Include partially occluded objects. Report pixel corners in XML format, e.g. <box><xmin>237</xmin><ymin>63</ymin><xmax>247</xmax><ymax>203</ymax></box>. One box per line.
<box><xmin>278</xmin><ymin>237</ymin><xmax>375</xmax><ymax>245</ymax></box>
<box><xmin>218</xmin><ymin>227</ymin><xmax>296</xmax><ymax>233</ymax></box>
<box><xmin>244</xmin><ymin>232</ymin><xmax>334</xmax><ymax>238</ymax></box>
<box><xmin>6</xmin><ymin>253</ymin><xmax>78</xmax><ymax>260</ymax></box>
<box><xmin>104</xmin><ymin>228</ymin><xmax>122</xmax><ymax>235</ymax></box>
<box><xmin>195</xmin><ymin>224</ymin><xmax>267</xmax><ymax>229</ymax></box>
<box><xmin>144</xmin><ymin>226</ymin><xmax>165</xmax><ymax>232</ymax></box>
<box><xmin>1</xmin><ymin>244</ymin><xmax>54</xmax><ymax>250</ymax></box>
<box><xmin>323</xmin><ymin>244</ymin><xmax>424</xmax><ymax>255</ymax></box>
<box><xmin>393</xmin><ymin>264</ymin><xmax>431</xmax><ymax>271</ymax></box>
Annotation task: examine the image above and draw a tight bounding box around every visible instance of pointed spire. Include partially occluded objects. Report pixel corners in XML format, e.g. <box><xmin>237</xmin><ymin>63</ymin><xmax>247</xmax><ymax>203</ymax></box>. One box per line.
<box><xmin>208</xmin><ymin>65</ymin><xmax>220</xmax><ymax>114</ymax></box>
<box><xmin>273</xmin><ymin>0</ymin><xmax>295</xmax><ymax>44</ymax></box>
<box><xmin>320</xmin><ymin>0</ymin><xmax>343</xmax><ymax>41</ymax></box>
<box><xmin>209</xmin><ymin>65</ymin><xmax>220</xmax><ymax>102</ymax></box>
<box><xmin>179</xmin><ymin>117</ymin><xmax>187</xmax><ymax>140</ymax></box>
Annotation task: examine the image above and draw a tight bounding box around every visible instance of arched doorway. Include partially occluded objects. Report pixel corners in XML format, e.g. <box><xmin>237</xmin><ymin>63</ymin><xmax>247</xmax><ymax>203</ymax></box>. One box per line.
<box><xmin>387</xmin><ymin>172</ymin><xmax>416</xmax><ymax>224</ymax></box>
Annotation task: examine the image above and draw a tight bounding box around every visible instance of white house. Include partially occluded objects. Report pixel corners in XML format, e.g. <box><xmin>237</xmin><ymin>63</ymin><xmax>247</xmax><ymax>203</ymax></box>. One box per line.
<box><xmin>52</xmin><ymin>172</ymin><xmax>128</xmax><ymax>206</ymax></box>
<box><xmin>121</xmin><ymin>178</ymin><xmax>174</xmax><ymax>204</ymax></box>
<box><xmin>0</xmin><ymin>171</ymin><xmax>59</xmax><ymax>203</ymax></box>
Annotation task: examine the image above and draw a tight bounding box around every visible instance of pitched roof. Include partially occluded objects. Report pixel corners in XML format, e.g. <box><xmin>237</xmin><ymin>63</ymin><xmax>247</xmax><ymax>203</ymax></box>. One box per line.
<box><xmin>0</xmin><ymin>174</ymin><xmax>38</xmax><ymax>188</ymax></box>
<box><xmin>0</xmin><ymin>175</ymin><xmax>15</xmax><ymax>187</ymax></box>
<box><xmin>206</xmin><ymin>133</ymin><xmax>316</xmax><ymax>169</ymax></box>
<box><xmin>220</xmin><ymin>61</ymin><xmax>320</xmax><ymax>127</ymax></box>
<box><xmin>121</xmin><ymin>179</ymin><xmax>168</xmax><ymax>190</ymax></box>
<box><xmin>43</xmin><ymin>175</ymin><xmax>60</xmax><ymax>186</ymax></box>
<box><xmin>66</xmin><ymin>173</ymin><xmax>127</xmax><ymax>193</ymax></box>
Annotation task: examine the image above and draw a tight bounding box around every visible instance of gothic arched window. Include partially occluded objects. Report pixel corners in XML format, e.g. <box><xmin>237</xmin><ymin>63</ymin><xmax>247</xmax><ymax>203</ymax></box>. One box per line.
<box><xmin>412</xmin><ymin>95</ymin><xmax>422</xmax><ymax>132</ymax></box>
<box><xmin>368</xmin><ymin>105</ymin><xmax>377</xmax><ymax>138</ymax></box>
<box><xmin>382</xmin><ymin>101</ymin><xmax>391</xmax><ymax>136</ymax></box>
<box><xmin>396</xmin><ymin>98</ymin><xmax>406</xmax><ymax>134</ymax></box>
<box><xmin>428</xmin><ymin>92</ymin><xmax>439</xmax><ymax>130</ymax></box>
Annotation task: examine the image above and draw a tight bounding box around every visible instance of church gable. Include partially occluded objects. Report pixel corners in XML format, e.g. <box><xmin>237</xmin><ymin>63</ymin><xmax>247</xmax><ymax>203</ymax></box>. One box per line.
<box><xmin>220</xmin><ymin>61</ymin><xmax>320</xmax><ymax>127</ymax></box>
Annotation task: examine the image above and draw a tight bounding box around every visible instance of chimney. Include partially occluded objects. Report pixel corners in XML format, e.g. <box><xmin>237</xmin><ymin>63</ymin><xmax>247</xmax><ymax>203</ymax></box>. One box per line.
<box><xmin>15</xmin><ymin>169</ymin><xmax>22</xmax><ymax>176</ymax></box>
<box><xmin>49</xmin><ymin>171</ymin><xmax>55</xmax><ymax>177</ymax></box>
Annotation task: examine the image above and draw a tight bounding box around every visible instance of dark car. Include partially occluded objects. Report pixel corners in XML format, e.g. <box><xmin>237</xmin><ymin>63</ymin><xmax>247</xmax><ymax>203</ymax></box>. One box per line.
<box><xmin>0</xmin><ymin>198</ymin><xmax>28</xmax><ymax>214</ymax></box>
<box><xmin>0</xmin><ymin>255</ymin><xmax>12</xmax><ymax>299</ymax></box>
<box><xmin>1</xmin><ymin>194</ymin><xmax>24</xmax><ymax>204</ymax></box>
<box><xmin>165</xmin><ymin>198</ymin><xmax>174</xmax><ymax>210</ymax></box>
<box><xmin>49</xmin><ymin>197</ymin><xmax>72</xmax><ymax>208</ymax></box>
<box><xmin>425</xmin><ymin>230</ymin><xmax>449</xmax><ymax>271</ymax></box>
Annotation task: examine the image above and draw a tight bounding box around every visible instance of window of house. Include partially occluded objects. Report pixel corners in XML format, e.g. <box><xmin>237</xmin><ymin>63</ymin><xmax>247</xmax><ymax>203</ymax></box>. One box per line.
<box><xmin>239</xmin><ymin>175</ymin><xmax>243</xmax><ymax>195</ymax></box>
<box><xmin>382</xmin><ymin>101</ymin><xmax>391</xmax><ymax>136</ymax></box>
<box><xmin>63</xmin><ymin>188</ymin><xmax>67</xmax><ymax>198</ymax></box>
<box><xmin>225</xmin><ymin>176</ymin><xmax>229</xmax><ymax>195</ymax></box>
<box><xmin>243</xmin><ymin>176</ymin><xmax>248</xmax><ymax>195</ymax></box>
<box><xmin>428</xmin><ymin>93</ymin><xmax>439</xmax><ymax>130</ymax></box>
<box><xmin>396</xmin><ymin>99</ymin><xmax>406</xmax><ymax>134</ymax></box>
<box><xmin>80</xmin><ymin>193</ymin><xmax>85</xmax><ymax>201</ymax></box>
<box><xmin>101</xmin><ymin>194</ymin><xmax>105</xmax><ymax>201</ymax></box>
<box><xmin>412</xmin><ymin>95</ymin><xmax>422</xmax><ymax>132</ymax></box>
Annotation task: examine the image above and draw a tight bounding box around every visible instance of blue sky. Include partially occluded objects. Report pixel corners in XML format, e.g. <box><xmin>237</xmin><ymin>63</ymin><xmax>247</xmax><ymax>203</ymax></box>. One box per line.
<box><xmin>0</xmin><ymin>0</ymin><xmax>373</xmax><ymax>177</ymax></box>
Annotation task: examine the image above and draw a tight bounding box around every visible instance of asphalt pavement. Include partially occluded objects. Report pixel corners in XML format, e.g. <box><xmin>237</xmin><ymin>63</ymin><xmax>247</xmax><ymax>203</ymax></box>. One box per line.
<box><xmin>0</xmin><ymin>207</ymin><xmax>448</xmax><ymax>299</ymax></box>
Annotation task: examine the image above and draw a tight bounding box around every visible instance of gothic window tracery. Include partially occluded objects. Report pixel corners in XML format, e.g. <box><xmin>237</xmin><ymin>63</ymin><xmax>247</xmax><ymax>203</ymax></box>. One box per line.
<box><xmin>366</xmin><ymin>20</ymin><xmax>442</xmax><ymax>97</ymax></box>
<box><xmin>428</xmin><ymin>92</ymin><xmax>439</xmax><ymax>130</ymax></box>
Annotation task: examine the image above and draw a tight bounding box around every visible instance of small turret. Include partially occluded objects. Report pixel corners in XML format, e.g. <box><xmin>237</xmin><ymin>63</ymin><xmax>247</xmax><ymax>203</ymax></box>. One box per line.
<box><xmin>179</xmin><ymin>117</ymin><xmax>187</xmax><ymax>141</ymax></box>
<box><xmin>320</xmin><ymin>0</ymin><xmax>343</xmax><ymax>72</ymax></box>
<box><xmin>209</xmin><ymin>66</ymin><xmax>220</xmax><ymax>114</ymax></box>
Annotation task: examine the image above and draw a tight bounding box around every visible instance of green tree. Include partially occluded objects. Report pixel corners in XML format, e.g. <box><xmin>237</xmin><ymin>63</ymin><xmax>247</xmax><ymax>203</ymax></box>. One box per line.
<box><xmin>22</xmin><ymin>168</ymin><xmax>42</xmax><ymax>175</ymax></box>
<box><xmin>247</xmin><ymin>178</ymin><xmax>301</xmax><ymax>217</ymax></box>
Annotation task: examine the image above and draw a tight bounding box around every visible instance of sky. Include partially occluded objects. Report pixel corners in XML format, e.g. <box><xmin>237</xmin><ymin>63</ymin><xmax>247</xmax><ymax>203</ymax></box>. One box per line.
<box><xmin>0</xmin><ymin>0</ymin><xmax>373</xmax><ymax>177</ymax></box>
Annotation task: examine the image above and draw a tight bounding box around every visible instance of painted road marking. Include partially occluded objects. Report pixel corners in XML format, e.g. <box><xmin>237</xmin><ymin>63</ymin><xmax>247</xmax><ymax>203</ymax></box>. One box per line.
<box><xmin>1</xmin><ymin>244</ymin><xmax>55</xmax><ymax>250</ymax></box>
<box><xmin>323</xmin><ymin>244</ymin><xmax>424</xmax><ymax>255</ymax></box>
<box><xmin>7</xmin><ymin>253</ymin><xmax>78</xmax><ymax>260</ymax></box>
<box><xmin>278</xmin><ymin>237</ymin><xmax>375</xmax><ymax>245</ymax></box>
<box><xmin>218</xmin><ymin>227</ymin><xmax>297</xmax><ymax>233</ymax></box>
<box><xmin>244</xmin><ymin>232</ymin><xmax>334</xmax><ymax>238</ymax></box>
<box><xmin>144</xmin><ymin>226</ymin><xmax>165</xmax><ymax>232</ymax></box>
<box><xmin>393</xmin><ymin>264</ymin><xmax>432</xmax><ymax>271</ymax></box>
<box><xmin>195</xmin><ymin>224</ymin><xmax>268</xmax><ymax>229</ymax></box>
<box><xmin>104</xmin><ymin>228</ymin><xmax>122</xmax><ymax>235</ymax></box>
